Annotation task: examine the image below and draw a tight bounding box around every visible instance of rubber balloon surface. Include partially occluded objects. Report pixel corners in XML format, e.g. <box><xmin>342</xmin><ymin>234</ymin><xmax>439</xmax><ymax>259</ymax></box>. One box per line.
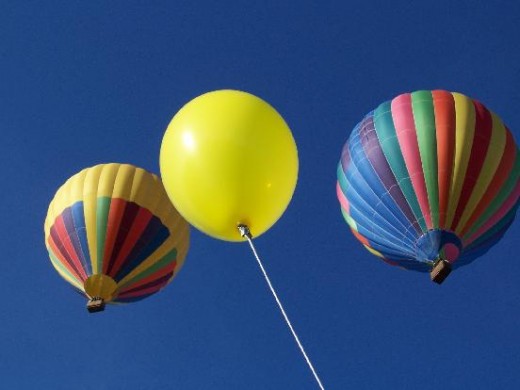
<box><xmin>160</xmin><ymin>90</ymin><xmax>298</xmax><ymax>241</ymax></box>
<box><xmin>337</xmin><ymin>90</ymin><xmax>519</xmax><ymax>273</ymax></box>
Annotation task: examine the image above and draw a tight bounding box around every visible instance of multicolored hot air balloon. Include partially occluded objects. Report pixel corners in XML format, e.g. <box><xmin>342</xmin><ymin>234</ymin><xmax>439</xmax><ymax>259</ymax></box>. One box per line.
<box><xmin>337</xmin><ymin>90</ymin><xmax>519</xmax><ymax>283</ymax></box>
<box><xmin>44</xmin><ymin>163</ymin><xmax>190</xmax><ymax>312</ymax></box>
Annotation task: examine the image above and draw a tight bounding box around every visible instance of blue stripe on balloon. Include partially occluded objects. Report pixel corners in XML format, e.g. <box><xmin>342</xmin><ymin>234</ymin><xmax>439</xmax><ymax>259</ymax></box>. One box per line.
<box><xmin>373</xmin><ymin>101</ymin><xmax>428</xmax><ymax>232</ymax></box>
<box><xmin>340</xmin><ymin>207</ymin><xmax>415</xmax><ymax>258</ymax></box>
<box><xmin>358</xmin><ymin>113</ymin><xmax>422</xmax><ymax>236</ymax></box>
<box><xmin>338</xmin><ymin>164</ymin><xmax>412</xmax><ymax>247</ymax></box>
<box><xmin>114</xmin><ymin>218</ymin><xmax>170</xmax><ymax>282</ymax></box>
<box><xmin>340</xmin><ymin>176</ymin><xmax>415</xmax><ymax>252</ymax></box>
<box><xmin>342</xmin><ymin>125</ymin><xmax>418</xmax><ymax>247</ymax></box>
<box><xmin>348</xmin><ymin>124</ymin><xmax>418</xmax><ymax>242</ymax></box>
<box><xmin>71</xmin><ymin>201</ymin><xmax>92</xmax><ymax>275</ymax></box>
<box><xmin>62</xmin><ymin>205</ymin><xmax>90</xmax><ymax>275</ymax></box>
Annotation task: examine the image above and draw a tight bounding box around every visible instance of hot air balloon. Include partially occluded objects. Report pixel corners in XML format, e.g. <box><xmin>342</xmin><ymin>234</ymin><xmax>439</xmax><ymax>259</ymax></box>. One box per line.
<box><xmin>44</xmin><ymin>163</ymin><xmax>190</xmax><ymax>312</ymax></box>
<box><xmin>337</xmin><ymin>90</ymin><xmax>519</xmax><ymax>283</ymax></box>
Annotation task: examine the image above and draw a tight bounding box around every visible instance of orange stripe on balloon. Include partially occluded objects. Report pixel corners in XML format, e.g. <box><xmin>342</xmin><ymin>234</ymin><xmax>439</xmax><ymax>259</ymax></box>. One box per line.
<box><xmin>351</xmin><ymin>228</ymin><xmax>370</xmax><ymax>246</ymax></box>
<box><xmin>459</xmin><ymin>129</ymin><xmax>516</xmax><ymax>237</ymax></box>
<box><xmin>432</xmin><ymin>90</ymin><xmax>456</xmax><ymax>228</ymax></box>
<box><xmin>392</xmin><ymin>94</ymin><xmax>433</xmax><ymax>229</ymax></box>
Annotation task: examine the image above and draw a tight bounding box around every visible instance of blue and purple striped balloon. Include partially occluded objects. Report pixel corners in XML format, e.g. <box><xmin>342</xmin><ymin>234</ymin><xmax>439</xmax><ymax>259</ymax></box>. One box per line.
<box><xmin>337</xmin><ymin>90</ymin><xmax>519</xmax><ymax>275</ymax></box>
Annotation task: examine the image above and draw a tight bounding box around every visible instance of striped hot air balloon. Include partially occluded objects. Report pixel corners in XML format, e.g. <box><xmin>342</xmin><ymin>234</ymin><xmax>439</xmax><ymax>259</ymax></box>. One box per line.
<box><xmin>337</xmin><ymin>90</ymin><xmax>519</xmax><ymax>283</ymax></box>
<box><xmin>44</xmin><ymin>163</ymin><xmax>190</xmax><ymax>312</ymax></box>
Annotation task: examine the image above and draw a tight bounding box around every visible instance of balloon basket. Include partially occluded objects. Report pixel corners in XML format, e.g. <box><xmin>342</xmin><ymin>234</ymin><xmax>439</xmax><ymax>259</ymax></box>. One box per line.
<box><xmin>430</xmin><ymin>259</ymin><xmax>451</xmax><ymax>284</ymax></box>
<box><xmin>87</xmin><ymin>297</ymin><xmax>105</xmax><ymax>313</ymax></box>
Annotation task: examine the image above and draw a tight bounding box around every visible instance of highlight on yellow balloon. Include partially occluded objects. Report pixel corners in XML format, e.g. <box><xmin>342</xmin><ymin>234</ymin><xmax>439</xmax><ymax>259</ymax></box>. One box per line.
<box><xmin>160</xmin><ymin>90</ymin><xmax>298</xmax><ymax>242</ymax></box>
<box><xmin>44</xmin><ymin>163</ymin><xmax>190</xmax><ymax>313</ymax></box>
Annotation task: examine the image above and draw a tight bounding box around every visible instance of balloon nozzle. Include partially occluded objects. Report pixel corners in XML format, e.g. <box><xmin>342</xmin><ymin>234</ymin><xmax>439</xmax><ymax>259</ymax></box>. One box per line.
<box><xmin>87</xmin><ymin>297</ymin><xmax>105</xmax><ymax>313</ymax></box>
<box><xmin>238</xmin><ymin>224</ymin><xmax>252</xmax><ymax>239</ymax></box>
<box><xmin>430</xmin><ymin>258</ymin><xmax>452</xmax><ymax>285</ymax></box>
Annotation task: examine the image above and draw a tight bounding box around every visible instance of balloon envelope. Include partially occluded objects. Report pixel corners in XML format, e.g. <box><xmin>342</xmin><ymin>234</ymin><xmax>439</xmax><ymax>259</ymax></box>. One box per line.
<box><xmin>160</xmin><ymin>90</ymin><xmax>298</xmax><ymax>241</ymax></box>
<box><xmin>337</xmin><ymin>90</ymin><xmax>519</xmax><ymax>273</ymax></box>
<box><xmin>44</xmin><ymin>163</ymin><xmax>190</xmax><ymax>304</ymax></box>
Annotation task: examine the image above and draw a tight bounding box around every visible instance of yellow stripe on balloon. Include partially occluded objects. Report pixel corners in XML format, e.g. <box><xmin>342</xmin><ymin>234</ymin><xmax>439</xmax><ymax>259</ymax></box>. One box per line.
<box><xmin>45</xmin><ymin>169</ymin><xmax>86</xmax><ymax>235</ymax></box>
<box><xmin>44</xmin><ymin>199</ymin><xmax>54</xmax><ymax>239</ymax></box>
<box><xmin>83</xmin><ymin>165</ymin><xmax>103</xmax><ymax>274</ymax></box>
<box><xmin>169</xmin><ymin>221</ymin><xmax>190</xmax><ymax>276</ymax></box>
<box><xmin>111</xmin><ymin>164</ymin><xmax>136</xmax><ymax>200</ymax></box>
<box><xmin>445</xmin><ymin>93</ymin><xmax>476</xmax><ymax>229</ymax></box>
<box><xmin>455</xmin><ymin>112</ymin><xmax>506</xmax><ymax>233</ymax></box>
<box><xmin>97</xmin><ymin>163</ymin><xmax>121</xmax><ymax>198</ymax></box>
<box><xmin>44</xmin><ymin>184</ymin><xmax>61</xmax><ymax>236</ymax></box>
<box><xmin>130</xmin><ymin>168</ymin><xmax>169</xmax><ymax>221</ymax></box>
<box><xmin>69</xmin><ymin>168</ymin><xmax>86</xmax><ymax>205</ymax></box>
<box><xmin>150</xmin><ymin>185</ymin><xmax>179</xmax><ymax>226</ymax></box>
<box><xmin>129</xmin><ymin>167</ymin><xmax>155</xmax><ymax>206</ymax></box>
<box><xmin>364</xmin><ymin>245</ymin><xmax>384</xmax><ymax>258</ymax></box>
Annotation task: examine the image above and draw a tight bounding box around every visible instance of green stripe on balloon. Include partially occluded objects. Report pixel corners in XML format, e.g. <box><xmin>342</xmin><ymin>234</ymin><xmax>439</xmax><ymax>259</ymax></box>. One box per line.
<box><xmin>412</xmin><ymin>91</ymin><xmax>440</xmax><ymax>228</ymax></box>
<box><xmin>336</xmin><ymin>163</ymin><xmax>349</xmax><ymax>197</ymax></box>
<box><xmin>49</xmin><ymin>250</ymin><xmax>83</xmax><ymax>289</ymax></box>
<box><xmin>341</xmin><ymin>207</ymin><xmax>358</xmax><ymax>231</ymax></box>
<box><xmin>96</xmin><ymin>197</ymin><xmax>111</xmax><ymax>273</ymax></box>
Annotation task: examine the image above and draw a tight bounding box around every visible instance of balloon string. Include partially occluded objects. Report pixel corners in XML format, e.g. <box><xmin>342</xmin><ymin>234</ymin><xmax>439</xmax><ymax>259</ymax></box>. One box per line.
<box><xmin>238</xmin><ymin>225</ymin><xmax>325</xmax><ymax>390</ymax></box>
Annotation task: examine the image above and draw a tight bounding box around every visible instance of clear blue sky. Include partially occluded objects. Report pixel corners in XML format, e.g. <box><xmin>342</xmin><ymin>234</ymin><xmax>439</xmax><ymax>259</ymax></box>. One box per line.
<box><xmin>2</xmin><ymin>1</ymin><xmax>519</xmax><ymax>389</ymax></box>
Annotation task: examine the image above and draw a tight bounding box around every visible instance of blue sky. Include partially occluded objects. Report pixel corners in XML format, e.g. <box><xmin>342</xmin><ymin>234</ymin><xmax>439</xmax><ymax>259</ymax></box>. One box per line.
<box><xmin>2</xmin><ymin>1</ymin><xmax>519</xmax><ymax>389</ymax></box>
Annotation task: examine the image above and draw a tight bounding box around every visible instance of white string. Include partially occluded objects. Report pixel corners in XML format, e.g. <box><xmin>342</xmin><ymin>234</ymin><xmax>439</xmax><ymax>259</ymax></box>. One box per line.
<box><xmin>240</xmin><ymin>227</ymin><xmax>325</xmax><ymax>390</ymax></box>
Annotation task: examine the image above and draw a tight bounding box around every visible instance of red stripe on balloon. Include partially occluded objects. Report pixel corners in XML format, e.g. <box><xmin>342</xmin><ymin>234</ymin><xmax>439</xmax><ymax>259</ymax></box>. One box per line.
<box><xmin>108</xmin><ymin>207</ymin><xmax>154</xmax><ymax>277</ymax></box>
<box><xmin>50</xmin><ymin>215</ymin><xmax>88</xmax><ymax>281</ymax></box>
<box><xmin>450</xmin><ymin>100</ymin><xmax>492</xmax><ymax>231</ymax></box>
<box><xmin>47</xmin><ymin>233</ymin><xmax>85</xmax><ymax>282</ymax></box>
<box><xmin>102</xmin><ymin>198</ymin><xmax>126</xmax><ymax>274</ymax></box>
<box><xmin>459</xmin><ymin>129</ymin><xmax>516</xmax><ymax>237</ymax></box>
<box><xmin>464</xmin><ymin>181</ymin><xmax>520</xmax><ymax>245</ymax></box>
<box><xmin>119</xmin><ymin>262</ymin><xmax>176</xmax><ymax>294</ymax></box>
<box><xmin>432</xmin><ymin>90</ymin><xmax>456</xmax><ymax>228</ymax></box>
<box><xmin>106</xmin><ymin>202</ymin><xmax>140</xmax><ymax>275</ymax></box>
<box><xmin>117</xmin><ymin>273</ymin><xmax>174</xmax><ymax>299</ymax></box>
<box><xmin>391</xmin><ymin>94</ymin><xmax>433</xmax><ymax>229</ymax></box>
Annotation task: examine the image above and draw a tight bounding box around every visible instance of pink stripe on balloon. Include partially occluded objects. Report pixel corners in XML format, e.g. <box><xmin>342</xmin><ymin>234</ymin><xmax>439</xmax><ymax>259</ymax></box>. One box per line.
<box><xmin>391</xmin><ymin>94</ymin><xmax>433</xmax><ymax>229</ymax></box>
<box><xmin>336</xmin><ymin>182</ymin><xmax>350</xmax><ymax>213</ymax></box>
<box><xmin>464</xmin><ymin>181</ymin><xmax>520</xmax><ymax>246</ymax></box>
<box><xmin>443</xmin><ymin>243</ymin><xmax>460</xmax><ymax>262</ymax></box>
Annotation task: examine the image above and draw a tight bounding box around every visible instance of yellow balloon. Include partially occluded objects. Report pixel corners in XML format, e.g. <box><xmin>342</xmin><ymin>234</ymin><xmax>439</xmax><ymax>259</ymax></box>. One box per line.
<box><xmin>160</xmin><ymin>90</ymin><xmax>298</xmax><ymax>242</ymax></box>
